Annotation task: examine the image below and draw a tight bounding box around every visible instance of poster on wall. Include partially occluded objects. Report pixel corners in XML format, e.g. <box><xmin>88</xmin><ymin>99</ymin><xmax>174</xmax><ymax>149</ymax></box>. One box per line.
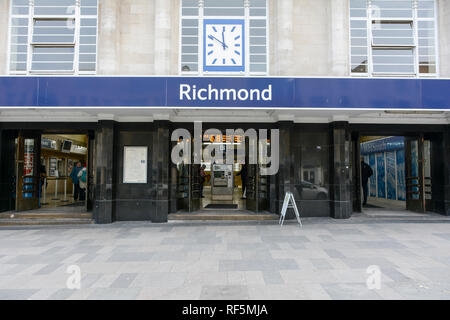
<box><xmin>386</xmin><ymin>151</ymin><xmax>397</xmax><ymax>200</ymax></box>
<box><xmin>123</xmin><ymin>146</ymin><xmax>148</xmax><ymax>184</ymax></box>
<box><xmin>396</xmin><ymin>149</ymin><xmax>406</xmax><ymax>201</ymax></box>
<box><xmin>376</xmin><ymin>153</ymin><xmax>386</xmax><ymax>199</ymax></box>
<box><xmin>24</xmin><ymin>139</ymin><xmax>34</xmax><ymax>176</ymax></box>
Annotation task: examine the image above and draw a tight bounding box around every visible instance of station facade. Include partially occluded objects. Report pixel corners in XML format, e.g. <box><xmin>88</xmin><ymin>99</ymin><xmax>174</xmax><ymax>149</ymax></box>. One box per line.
<box><xmin>0</xmin><ymin>0</ymin><xmax>449</xmax><ymax>223</ymax></box>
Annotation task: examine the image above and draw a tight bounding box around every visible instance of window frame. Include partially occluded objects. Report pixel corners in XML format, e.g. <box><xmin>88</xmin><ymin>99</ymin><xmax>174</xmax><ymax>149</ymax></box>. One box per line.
<box><xmin>8</xmin><ymin>0</ymin><xmax>98</xmax><ymax>75</ymax></box>
<box><xmin>179</xmin><ymin>0</ymin><xmax>269</xmax><ymax>76</ymax></box>
<box><xmin>349</xmin><ymin>0</ymin><xmax>439</xmax><ymax>78</ymax></box>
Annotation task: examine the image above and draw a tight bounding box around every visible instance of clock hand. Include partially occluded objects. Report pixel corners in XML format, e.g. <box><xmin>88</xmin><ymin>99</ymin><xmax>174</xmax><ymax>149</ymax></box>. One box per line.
<box><xmin>222</xmin><ymin>31</ymin><xmax>226</xmax><ymax>50</ymax></box>
<box><xmin>208</xmin><ymin>35</ymin><xmax>228</xmax><ymax>49</ymax></box>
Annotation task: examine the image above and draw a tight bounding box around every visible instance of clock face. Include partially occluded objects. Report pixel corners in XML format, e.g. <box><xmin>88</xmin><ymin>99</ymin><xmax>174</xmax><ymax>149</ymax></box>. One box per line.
<box><xmin>203</xmin><ymin>19</ymin><xmax>245</xmax><ymax>72</ymax></box>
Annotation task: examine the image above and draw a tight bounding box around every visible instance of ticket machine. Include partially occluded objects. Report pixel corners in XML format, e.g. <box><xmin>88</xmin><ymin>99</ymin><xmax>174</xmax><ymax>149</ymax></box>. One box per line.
<box><xmin>211</xmin><ymin>164</ymin><xmax>234</xmax><ymax>201</ymax></box>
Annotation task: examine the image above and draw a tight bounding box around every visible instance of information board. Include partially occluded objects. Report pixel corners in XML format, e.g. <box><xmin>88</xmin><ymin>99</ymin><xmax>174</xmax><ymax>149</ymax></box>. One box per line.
<box><xmin>123</xmin><ymin>146</ymin><xmax>148</xmax><ymax>184</ymax></box>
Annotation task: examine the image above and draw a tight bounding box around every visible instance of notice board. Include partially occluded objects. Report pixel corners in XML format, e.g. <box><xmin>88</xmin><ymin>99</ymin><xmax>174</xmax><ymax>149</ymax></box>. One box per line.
<box><xmin>123</xmin><ymin>146</ymin><xmax>148</xmax><ymax>183</ymax></box>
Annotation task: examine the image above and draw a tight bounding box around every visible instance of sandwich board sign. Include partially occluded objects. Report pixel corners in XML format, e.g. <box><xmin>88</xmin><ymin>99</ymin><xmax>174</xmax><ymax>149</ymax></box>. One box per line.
<box><xmin>279</xmin><ymin>192</ymin><xmax>302</xmax><ymax>227</ymax></box>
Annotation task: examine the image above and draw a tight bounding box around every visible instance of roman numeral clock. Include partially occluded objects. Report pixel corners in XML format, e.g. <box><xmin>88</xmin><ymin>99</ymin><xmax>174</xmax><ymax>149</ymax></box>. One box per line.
<box><xmin>203</xmin><ymin>19</ymin><xmax>245</xmax><ymax>72</ymax></box>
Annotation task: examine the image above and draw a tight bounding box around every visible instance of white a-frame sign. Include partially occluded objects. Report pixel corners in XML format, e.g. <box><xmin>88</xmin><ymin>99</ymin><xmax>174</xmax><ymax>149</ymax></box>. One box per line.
<box><xmin>279</xmin><ymin>192</ymin><xmax>302</xmax><ymax>227</ymax></box>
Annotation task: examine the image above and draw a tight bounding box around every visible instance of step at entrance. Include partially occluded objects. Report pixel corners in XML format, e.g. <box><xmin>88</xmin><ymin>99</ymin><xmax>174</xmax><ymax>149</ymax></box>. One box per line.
<box><xmin>169</xmin><ymin>212</ymin><xmax>279</xmax><ymax>221</ymax></box>
<box><xmin>0</xmin><ymin>212</ymin><xmax>94</xmax><ymax>226</ymax></box>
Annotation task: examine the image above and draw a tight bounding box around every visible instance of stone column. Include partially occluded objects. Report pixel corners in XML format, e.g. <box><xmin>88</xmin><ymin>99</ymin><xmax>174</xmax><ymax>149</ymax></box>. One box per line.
<box><xmin>329</xmin><ymin>121</ymin><xmax>352</xmax><ymax>219</ymax></box>
<box><xmin>93</xmin><ymin>120</ymin><xmax>116</xmax><ymax>223</ymax></box>
<box><xmin>151</xmin><ymin>121</ymin><xmax>170</xmax><ymax>222</ymax></box>
<box><xmin>443</xmin><ymin>125</ymin><xmax>450</xmax><ymax>215</ymax></box>
<box><xmin>439</xmin><ymin>0</ymin><xmax>450</xmax><ymax>77</ymax></box>
<box><xmin>97</xmin><ymin>0</ymin><xmax>120</xmax><ymax>74</ymax></box>
<box><xmin>329</xmin><ymin>0</ymin><xmax>349</xmax><ymax>76</ymax></box>
<box><xmin>274</xmin><ymin>0</ymin><xmax>293</xmax><ymax>75</ymax></box>
<box><xmin>0</xmin><ymin>0</ymin><xmax>10</xmax><ymax>75</ymax></box>
<box><xmin>154</xmin><ymin>0</ymin><xmax>172</xmax><ymax>75</ymax></box>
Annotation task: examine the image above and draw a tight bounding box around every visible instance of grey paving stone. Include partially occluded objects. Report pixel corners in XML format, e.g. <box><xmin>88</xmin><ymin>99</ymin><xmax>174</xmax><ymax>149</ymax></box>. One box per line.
<box><xmin>262</xmin><ymin>271</ymin><xmax>284</xmax><ymax>285</ymax></box>
<box><xmin>200</xmin><ymin>285</ymin><xmax>249</xmax><ymax>299</ymax></box>
<box><xmin>110</xmin><ymin>273</ymin><xmax>138</xmax><ymax>288</ymax></box>
<box><xmin>0</xmin><ymin>289</ymin><xmax>39</xmax><ymax>300</ymax></box>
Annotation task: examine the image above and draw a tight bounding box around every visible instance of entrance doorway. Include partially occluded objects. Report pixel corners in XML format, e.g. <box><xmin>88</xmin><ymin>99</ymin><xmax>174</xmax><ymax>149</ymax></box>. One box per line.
<box><xmin>359</xmin><ymin>135</ymin><xmax>432</xmax><ymax>213</ymax></box>
<box><xmin>173</xmin><ymin>129</ymin><xmax>270</xmax><ymax>214</ymax></box>
<box><xmin>3</xmin><ymin>131</ymin><xmax>92</xmax><ymax>214</ymax></box>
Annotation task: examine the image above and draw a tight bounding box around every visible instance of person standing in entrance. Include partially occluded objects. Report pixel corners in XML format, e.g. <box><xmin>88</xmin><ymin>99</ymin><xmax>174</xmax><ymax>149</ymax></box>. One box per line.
<box><xmin>78</xmin><ymin>162</ymin><xmax>87</xmax><ymax>201</ymax></box>
<box><xmin>70</xmin><ymin>161</ymin><xmax>82</xmax><ymax>201</ymax></box>
<box><xmin>237</xmin><ymin>164</ymin><xmax>248</xmax><ymax>199</ymax></box>
<box><xmin>199</xmin><ymin>165</ymin><xmax>206</xmax><ymax>198</ymax></box>
<box><xmin>361</xmin><ymin>159</ymin><xmax>373</xmax><ymax>206</ymax></box>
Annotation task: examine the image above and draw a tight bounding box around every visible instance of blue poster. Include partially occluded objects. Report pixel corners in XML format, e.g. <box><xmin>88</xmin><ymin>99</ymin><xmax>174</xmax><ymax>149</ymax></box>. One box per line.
<box><xmin>376</xmin><ymin>153</ymin><xmax>386</xmax><ymax>199</ymax></box>
<box><xmin>386</xmin><ymin>151</ymin><xmax>396</xmax><ymax>200</ymax></box>
<box><xmin>411</xmin><ymin>141</ymin><xmax>419</xmax><ymax>200</ymax></box>
<box><xmin>369</xmin><ymin>154</ymin><xmax>376</xmax><ymax>197</ymax></box>
<box><xmin>396</xmin><ymin>149</ymin><xmax>406</xmax><ymax>201</ymax></box>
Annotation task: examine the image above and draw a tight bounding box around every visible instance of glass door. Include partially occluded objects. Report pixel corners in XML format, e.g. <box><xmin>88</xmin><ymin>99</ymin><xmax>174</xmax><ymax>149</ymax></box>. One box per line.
<box><xmin>15</xmin><ymin>132</ymin><xmax>41</xmax><ymax>211</ymax></box>
<box><xmin>405</xmin><ymin>135</ymin><xmax>426</xmax><ymax>213</ymax></box>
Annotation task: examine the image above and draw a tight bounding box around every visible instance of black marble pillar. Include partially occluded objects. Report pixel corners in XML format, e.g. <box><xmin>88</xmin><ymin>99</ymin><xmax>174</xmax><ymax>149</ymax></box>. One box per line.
<box><xmin>329</xmin><ymin>121</ymin><xmax>352</xmax><ymax>219</ymax></box>
<box><xmin>443</xmin><ymin>125</ymin><xmax>450</xmax><ymax>216</ymax></box>
<box><xmin>273</xmin><ymin>121</ymin><xmax>295</xmax><ymax>217</ymax></box>
<box><xmin>151</xmin><ymin>120</ymin><xmax>170</xmax><ymax>222</ymax></box>
<box><xmin>93</xmin><ymin>120</ymin><xmax>116</xmax><ymax>224</ymax></box>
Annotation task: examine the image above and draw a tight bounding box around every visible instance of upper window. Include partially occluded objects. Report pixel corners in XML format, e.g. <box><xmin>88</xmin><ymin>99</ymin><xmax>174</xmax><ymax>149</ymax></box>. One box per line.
<box><xmin>350</xmin><ymin>0</ymin><xmax>438</xmax><ymax>76</ymax></box>
<box><xmin>180</xmin><ymin>0</ymin><xmax>268</xmax><ymax>75</ymax></box>
<box><xmin>8</xmin><ymin>0</ymin><xmax>98</xmax><ymax>74</ymax></box>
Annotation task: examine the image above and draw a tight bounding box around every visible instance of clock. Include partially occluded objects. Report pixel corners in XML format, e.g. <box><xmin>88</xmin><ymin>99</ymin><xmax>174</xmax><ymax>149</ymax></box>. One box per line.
<box><xmin>203</xmin><ymin>19</ymin><xmax>245</xmax><ymax>72</ymax></box>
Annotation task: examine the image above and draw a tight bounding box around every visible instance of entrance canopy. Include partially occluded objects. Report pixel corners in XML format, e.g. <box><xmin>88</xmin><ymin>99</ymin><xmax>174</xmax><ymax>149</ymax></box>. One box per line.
<box><xmin>0</xmin><ymin>76</ymin><xmax>449</xmax><ymax>110</ymax></box>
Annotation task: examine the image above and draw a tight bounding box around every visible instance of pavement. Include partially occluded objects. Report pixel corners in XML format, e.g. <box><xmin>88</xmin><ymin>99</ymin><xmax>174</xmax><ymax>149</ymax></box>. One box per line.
<box><xmin>0</xmin><ymin>211</ymin><xmax>450</xmax><ymax>300</ymax></box>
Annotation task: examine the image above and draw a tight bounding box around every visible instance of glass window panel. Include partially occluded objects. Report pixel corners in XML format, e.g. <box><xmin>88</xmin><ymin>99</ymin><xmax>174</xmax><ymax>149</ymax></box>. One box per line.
<box><xmin>250</xmin><ymin>55</ymin><xmax>266</xmax><ymax>63</ymax></box>
<box><xmin>182</xmin><ymin>37</ymin><xmax>198</xmax><ymax>45</ymax></box>
<box><xmin>181</xmin><ymin>63</ymin><xmax>198</xmax><ymax>72</ymax></box>
<box><xmin>80</xmin><ymin>7</ymin><xmax>97</xmax><ymax>15</ymax></box>
<box><xmin>79</xmin><ymin>63</ymin><xmax>96</xmax><ymax>71</ymax></box>
<box><xmin>250</xmin><ymin>46</ymin><xmax>266</xmax><ymax>54</ymax></box>
<box><xmin>79</xmin><ymin>54</ymin><xmax>96</xmax><ymax>62</ymax></box>
<box><xmin>81</xmin><ymin>18</ymin><xmax>97</xmax><ymax>27</ymax></box>
<box><xmin>350</xmin><ymin>9</ymin><xmax>367</xmax><ymax>18</ymax></box>
<box><xmin>9</xmin><ymin>53</ymin><xmax>28</xmax><ymax>62</ymax></box>
<box><xmin>80</xmin><ymin>36</ymin><xmax>96</xmax><ymax>44</ymax></box>
<box><xmin>31</xmin><ymin>61</ymin><xmax>74</xmax><ymax>71</ymax></box>
<box><xmin>182</xmin><ymin>54</ymin><xmax>198</xmax><ymax>63</ymax></box>
<box><xmin>250</xmin><ymin>20</ymin><xmax>266</xmax><ymax>27</ymax></box>
<box><xmin>250</xmin><ymin>8</ymin><xmax>266</xmax><ymax>16</ymax></box>
<box><xmin>372</xmin><ymin>22</ymin><xmax>413</xmax><ymax>46</ymax></box>
<box><xmin>182</xmin><ymin>28</ymin><xmax>198</xmax><ymax>36</ymax></box>
<box><xmin>204</xmin><ymin>8</ymin><xmax>245</xmax><ymax>16</ymax></box>
<box><xmin>10</xmin><ymin>62</ymin><xmax>27</xmax><ymax>71</ymax></box>
<box><xmin>182</xmin><ymin>19</ymin><xmax>198</xmax><ymax>27</ymax></box>
<box><xmin>250</xmin><ymin>28</ymin><xmax>266</xmax><ymax>36</ymax></box>
<box><xmin>182</xmin><ymin>8</ymin><xmax>199</xmax><ymax>16</ymax></box>
<box><xmin>250</xmin><ymin>0</ymin><xmax>266</xmax><ymax>7</ymax></box>
<box><xmin>419</xmin><ymin>64</ymin><xmax>436</xmax><ymax>73</ymax></box>
<box><xmin>351</xmin><ymin>55</ymin><xmax>369</xmax><ymax>65</ymax></box>
<box><xmin>351</xmin><ymin>47</ymin><xmax>368</xmax><ymax>55</ymax></box>
<box><xmin>250</xmin><ymin>37</ymin><xmax>266</xmax><ymax>45</ymax></box>
<box><xmin>81</xmin><ymin>0</ymin><xmax>98</xmax><ymax>6</ymax></box>
<box><xmin>182</xmin><ymin>46</ymin><xmax>198</xmax><ymax>54</ymax></box>
<box><xmin>79</xmin><ymin>44</ymin><xmax>96</xmax><ymax>53</ymax></box>
<box><xmin>204</xmin><ymin>0</ymin><xmax>244</xmax><ymax>7</ymax></box>
<box><xmin>249</xmin><ymin>64</ymin><xmax>266</xmax><ymax>72</ymax></box>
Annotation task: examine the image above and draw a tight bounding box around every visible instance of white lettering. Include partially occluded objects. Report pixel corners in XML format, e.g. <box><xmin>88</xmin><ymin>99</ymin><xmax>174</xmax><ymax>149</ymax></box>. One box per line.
<box><xmin>178</xmin><ymin>84</ymin><xmax>273</xmax><ymax>102</ymax></box>
<box><xmin>179</xmin><ymin>84</ymin><xmax>191</xmax><ymax>100</ymax></box>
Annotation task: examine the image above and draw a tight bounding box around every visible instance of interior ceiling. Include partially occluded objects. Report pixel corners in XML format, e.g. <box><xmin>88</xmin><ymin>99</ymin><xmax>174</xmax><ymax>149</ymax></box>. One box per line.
<box><xmin>42</xmin><ymin>134</ymin><xmax>88</xmax><ymax>147</ymax></box>
<box><xmin>0</xmin><ymin>108</ymin><xmax>448</xmax><ymax>124</ymax></box>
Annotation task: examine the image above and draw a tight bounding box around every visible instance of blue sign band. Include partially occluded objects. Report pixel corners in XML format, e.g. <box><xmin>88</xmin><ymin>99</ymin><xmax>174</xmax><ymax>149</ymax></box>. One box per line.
<box><xmin>0</xmin><ymin>77</ymin><xmax>449</xmax><ymax>109</ymax></box>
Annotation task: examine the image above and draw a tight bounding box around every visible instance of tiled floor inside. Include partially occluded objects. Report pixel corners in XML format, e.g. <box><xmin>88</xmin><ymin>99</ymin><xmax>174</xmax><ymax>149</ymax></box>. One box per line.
<box><xmin>0</xmin><ymin>212</ymin><xmax>449</xmax><ymax>300</ymax></box>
